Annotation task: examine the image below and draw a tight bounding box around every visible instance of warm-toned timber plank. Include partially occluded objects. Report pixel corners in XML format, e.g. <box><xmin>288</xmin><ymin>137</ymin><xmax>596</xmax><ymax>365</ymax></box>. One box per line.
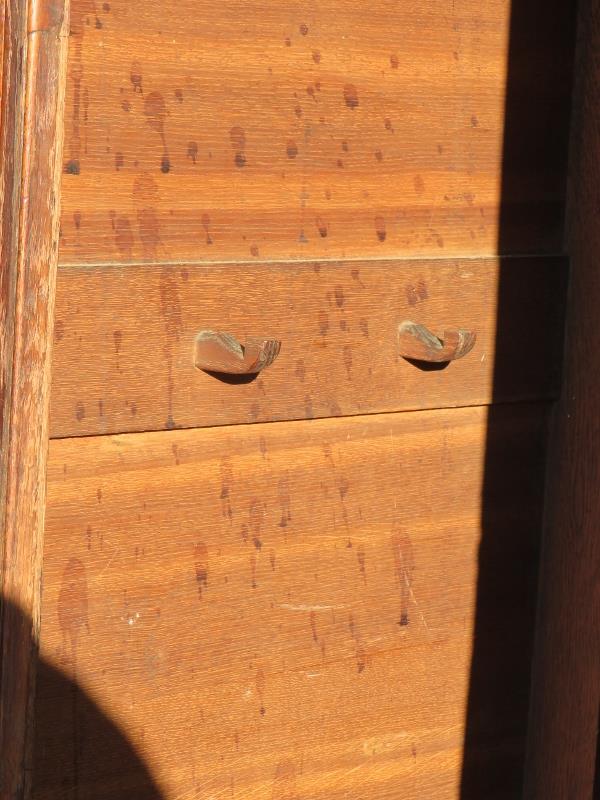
<box><xmin>57</xmin><ymin>0</ymin><xmax>574</xmax><ymax>264</ymax></box>
<box><xmin>523</xmin><ymin>0</ymin><xmax>600</xmax><ymax>796</ymax></box>
<box><xmin>35</xmin><ymin>403</ymin><xmax>547</xmax><ymax>800</ymax></box>
<box><xmin>50</xmin><ymin>256</ymin><xmax>565</xmax><ymax>437</ymax></box>
<box><xmin>0</xmin><ymin>0</ymin><xmax>70</xmax><ymax>797</ymax></box>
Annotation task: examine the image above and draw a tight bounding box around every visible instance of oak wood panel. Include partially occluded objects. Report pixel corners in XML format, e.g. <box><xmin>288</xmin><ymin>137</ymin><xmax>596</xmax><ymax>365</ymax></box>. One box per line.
<box><xmin>36</xmin><ymin>403</ymin><xmax>547</xmax><ymax>800</ymax></box>
<box><xmin>58</xmin><ymin>0</ymin><xmax>574</xmax><ymax>264</ymax></box>
<box><xmin>50</xmin><ymin>256</ymin><xmax>565</xmax><ymax>437</ymax></box>
<box><xmin>524</xmin><ymin>0</ymin><xmax>600</xmax><ymax>795</ymax></box>
<box><xmin>0</xmin><ymin>0</ymin><xmax>70</xmax><ymax>796</ymax></box>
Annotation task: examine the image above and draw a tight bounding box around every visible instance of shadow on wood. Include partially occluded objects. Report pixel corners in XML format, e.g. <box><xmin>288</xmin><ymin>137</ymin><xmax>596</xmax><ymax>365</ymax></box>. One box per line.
<box><xmin>0</xmin><ymin>598</ymin><xmax>166</xmax><ymax>800</ymax></box>
<box><xmin>459</xmin><ymin>0</ymin><xmax>577</xmax><ymax>796</ymax></box>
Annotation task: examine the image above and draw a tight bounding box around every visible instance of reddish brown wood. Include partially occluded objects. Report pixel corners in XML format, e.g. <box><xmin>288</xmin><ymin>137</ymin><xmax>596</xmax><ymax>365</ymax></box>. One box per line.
<box><xmin>0</xmin><ymin>0</ymin><xmax>70</xmax><ymax>797</ymax></box>
<box><xmin>397</xmin><ymin>321</ymin><xmax>476</xmax><ymax>363</ymax></box>
<box><xmin>36</xmin><ymin>403</ymin><xmax>548</xmax><ymax>800</ymax></box>
<box><xmin>49</xmin><ymin>257</ymin><xmax>566</xmax><ymax>438</ymax></box>
<box><xmin>56</xmin><ymin>0</ymin><xmax>575</xmax><ymax>264</ymax></box>
<box><xmin>523</xmin><ymin>1</ymin><xmax>600</xmax><ymax>797</ymax></box>
<box><xmin>194</xmin><ymin>330</ymin><xmax>281</xmax><ymax>375</ymax></box>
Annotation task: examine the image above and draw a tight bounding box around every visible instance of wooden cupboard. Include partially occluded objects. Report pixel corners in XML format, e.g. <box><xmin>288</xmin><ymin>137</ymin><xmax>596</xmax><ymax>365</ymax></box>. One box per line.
<box><xmin>1</xmin><ymin>0</ymin><xmax>597</xmax><ymax>798</ymax></box>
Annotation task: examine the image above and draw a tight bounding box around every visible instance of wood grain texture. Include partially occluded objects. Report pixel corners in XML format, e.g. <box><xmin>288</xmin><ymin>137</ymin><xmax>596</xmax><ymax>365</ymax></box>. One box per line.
<box><xmin>57</xmin><ymin>0</ymin><xmax>574</xmax><ymax>264</ymax></box>
<box><xmin>0</xmin><ymin>0</ymin><xmax>70</xmax><ymax>796</ymax></box>
<box><xmin>523</xmin><ymin>1</ymin><xmax>600</xmax><ymax>796</ymax></box>
<box><xmin>36</xmin><ymin>403</ymin><xmax>547</xmax><ymax>800</ymax></box>
<box><xmin>50</xmin><ymin>256</ymin><xmax>565</xmax><ymax>437</ymax></box>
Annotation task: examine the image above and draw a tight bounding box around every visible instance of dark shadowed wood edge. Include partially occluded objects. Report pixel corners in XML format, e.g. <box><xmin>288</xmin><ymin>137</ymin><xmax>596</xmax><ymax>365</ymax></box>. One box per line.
<box><xmin>523</xmin><ymin>1</ymin><xmax>600</xmax><ymax>797</ymax></box>
<box><xmin>0</xmin><ymin>0</ymin><xmax>70</xmax><ymax>797</ymax></box>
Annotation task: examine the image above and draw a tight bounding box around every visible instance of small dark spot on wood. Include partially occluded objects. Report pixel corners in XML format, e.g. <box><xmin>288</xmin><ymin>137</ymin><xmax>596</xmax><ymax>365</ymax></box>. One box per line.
<box><xmin>343</xmin><ymin>84</ymin><xmax>359</xmax><ymax>109</ymax></box>
<box><xmin>390</xmin><ymin>53</ymin><xmax>399</xmax><ymax>69</ymax></box>
<box><xmin>201</xmin><ymin>212</ymin><xmax>213</xmax><ymax>245</ymax></box>
<box><xmin>114</xmin><ymin>152</ymin><xmax>124</xmax><ymax>171</ymax></box>
<box><xmin>64</xmin><ymin>160</ymin><xmax>80</xmax><ymax>175</ymax></box>
<box><xmin>471</xmin><ymin>115</ymin><xmax>479</xmax><ymax>127</ymax></box>
<box><xmin>75</xmin><ymin>403</ymin><xmax>85</xmax><ymax>422</ymax></box>
<box><xmin>334</xmin><ymin>286</ymin><xmax>344</xmax><ymax>308</ymax></box>
<box><xmin>95</xmin><ymin>16</ymin><xmax>102</xmax><ymax>28</ymax></box>
<box><xmin>336</xmin><ymin>159</ymin><xmax>344</xmax><ymax>168</ymax></box>
<box><xmin>375</xmin><ymin>149</ymin><xmax>383</xmax><ymax>162</ymax></box>
<box><xmin>294</xmin><ymin>105</ymin><xmax>303</xmax><ymax>118</ymax></box>
<box><xmin>55</xmin><ymin>319</ymin><xmax>64</xmax><ymax>342</ymax></box>
<box><xmin>375</xmin><ymin>216</ymin><xmax>386</xmax><ymax>242</ymax></box>
<box><xmin>384</xmin><ymin>118</ymin><xmax>393</xmax><ymax>132</ymax></box>
<box><xmin>230</xmin><ymin>126</ymin><xmax>247</xmax><ymax>167</ymax></box>
<box><xmin>286</xmin><ymin>140</ymin><xmax>298</xmax><ymax>159</ymax></box>
<box><xmin>175</xmin><ymin>89</ymin><xmax>183</xmax><ymax>102</ymax></box>
<box><xmin>187</xmin><ymin>141</ymin><xmax>198</xmax><ymax>163</ymax></box>
<box><xmin>194</xmin><ymin>542</ymin><xmax>208</xmax><ymax>598</ymax></box>
<box><xmin>357</xmin><ymin>546</ymin><xmax>366</xmax><ymax>581</ymax></box>
<box><xmin>250</xmin><ymin>245</ymin><xmax>259</xmax><ymax>257</ymax></box>
<box><xmin>312</xmin><ymin>50</ymin><xmax>321</xmax><ymax>63</ymax></box>
<box><xmin>113</xmin><ymin>329</ymin><xmax>122</xmax><ymax>354</ymax></box>
<box><xmin>310</xmin><ymin>611</ymin><xmax>318</xmax><ymax>642</ymax></box>
<box><xmin>121</xmin><ymin>100</ymin><xmax>131</xmax><ymax>112</ymax></box>
<box><xmin>316</xmin><ymin>216</ymin><xmax>328</xmax><ymax>237</ymax></box>
<box><xmin>259</xmin><ymin>437</ymin><xmax>267</xmax><ymax>458</ymax></box>
<box><xmin>161</xmin><ymin>156</ymin><xmax>171</xmax><ymax>173</ymax></box>
<box><xmin>318</xmin><ymin>311</ymin><xmax>329</xmax><ymax>336</ymax></box>
<box><xmin>102</xmin><ymin>1</ymin><xmax>110</xmax><ymax>10</ymax></box>
<box><xmin>299</xmin><ymin>22</ymin><xmax>309</xmax><ymax>35</ymax></box>
<box><xmin>130</xmin><ymin>62</ymin><xmax>143</xmax><ymax>94</ymax></box>
<box><xmin>284</xmin><ymin>36</ymin><xmax>291</xmax><ymax>46</ymax></box>
<box><xmin>73</xmin><ymin>211</ymin><xmax>82</xmax><ymax>230</ymax></box>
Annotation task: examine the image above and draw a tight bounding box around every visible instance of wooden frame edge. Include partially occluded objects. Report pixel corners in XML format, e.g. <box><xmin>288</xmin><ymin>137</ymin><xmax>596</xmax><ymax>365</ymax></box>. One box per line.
<box><xmin>0</xmin><ymin>0</ymin><xmax>70</xmax><ymax>796</ymax></box>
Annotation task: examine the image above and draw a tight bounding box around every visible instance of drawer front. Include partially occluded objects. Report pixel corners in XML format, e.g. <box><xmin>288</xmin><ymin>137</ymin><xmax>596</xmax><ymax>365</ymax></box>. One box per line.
<box><xmin>50</xmin><ymin>256</ymin><xmax>565</xmax><ymax>437</ymax></box>
<box><xmin>59</xmin><ymin>0</ymin><xmax>573</xmax><ymax>264</ymax></box>
<box><xmin>36</xmin><ymin>404</ymin><xmax>546</xmax><ymax>800</ymax></box>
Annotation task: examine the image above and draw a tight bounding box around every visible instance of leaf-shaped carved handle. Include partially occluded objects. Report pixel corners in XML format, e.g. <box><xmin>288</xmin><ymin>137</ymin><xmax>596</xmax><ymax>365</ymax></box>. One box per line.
<box><xmin>398</xmin><ymin>321</ymin><xmax>476</xmax><ymax>363</ymax></box>
<box><xmin>194</xmin><ymin>330</ymin><xmax>281</xmax><ymax>374</ymax></box>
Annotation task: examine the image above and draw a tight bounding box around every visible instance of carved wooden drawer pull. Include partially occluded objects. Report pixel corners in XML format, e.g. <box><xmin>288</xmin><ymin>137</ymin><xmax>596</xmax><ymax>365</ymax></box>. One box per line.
<box><xmin>194</xmin><ymin>330</ymin><xmax>281</xmax><ymax>374</ymax></box>
<box><xmin>398</xmin><ymin>321</ymin><xmax>476</xmax><ymax>363</ymax></box>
